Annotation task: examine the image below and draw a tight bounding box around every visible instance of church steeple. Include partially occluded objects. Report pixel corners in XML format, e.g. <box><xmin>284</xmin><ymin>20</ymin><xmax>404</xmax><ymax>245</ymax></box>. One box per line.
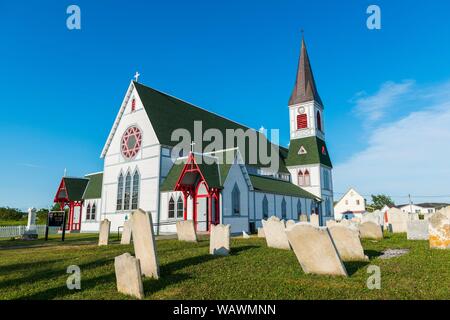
<box><xmin>288</xmin><ymin>37</ymin><xmax>322</xmax><ymax>106</ymax></box>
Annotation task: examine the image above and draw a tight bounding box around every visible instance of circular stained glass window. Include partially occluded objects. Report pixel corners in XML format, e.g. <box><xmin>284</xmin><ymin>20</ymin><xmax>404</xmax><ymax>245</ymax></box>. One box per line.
<box><xmin>121</xmin><ymin>126</ymin><xmax>142</xmax><ymax>159</ymax></box>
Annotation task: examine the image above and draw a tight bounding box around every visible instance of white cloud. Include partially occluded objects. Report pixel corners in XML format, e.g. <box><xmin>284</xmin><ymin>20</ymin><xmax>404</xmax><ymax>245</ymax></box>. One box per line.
<box><xmin>335</xmin><ymin>80</ymin><xmax>450</xmax><ymax>204</ymax></box>
<box><xmin>353</xmin><ymin>80</ymin><xmax>415</xmax><ymax>123</ymax></box>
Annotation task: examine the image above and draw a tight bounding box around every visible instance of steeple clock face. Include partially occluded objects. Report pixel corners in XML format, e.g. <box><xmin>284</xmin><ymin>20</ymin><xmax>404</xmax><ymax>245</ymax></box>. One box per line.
<box><xmin>121</xmin><ymin>126</ymin><xmax>142</xmax><ymax>160</ymax></box>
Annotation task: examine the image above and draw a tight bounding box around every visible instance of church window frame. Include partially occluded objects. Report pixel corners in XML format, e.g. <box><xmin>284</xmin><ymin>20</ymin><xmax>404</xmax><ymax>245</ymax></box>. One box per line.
<box><xmin>123</xmin><ymin>171</ymin><xmax>132</xmax><ymax>210</ymax></box>
<box><xmin>304</xmin><ymin>170</ymin><xmax>311</xmax><ymax>186</ymax></box>
<box><xmin>91</xmin><ymin>203</ymin><xmax>96</xmax><ymax>221</ymax></box>
<box><xmin>232</xmin><ymin>183</ymin><xmax>241</xmax><ymax>216</ymax></box>
<box><xmin>86</xmin><ymin>203</ymin><xmax>91</xmax><ymax>220</ymax></box>
<box><xmin>168</xmin><ymin>196</ymin><xmax>175</xmax><ymax>219</ymax></box>
<box><xmin>281</xmin><ymin>197</ymin><xmax>287</xmax><ymax>219</ymax></box>
<box><xmin>262</xmin><ymin>195</ymin><xmax>269</xmax><ymax>219</ymax></box>
<box><xmin>131</xmin><ymin>169</ymin><xmax>140</xmax><ymax>210</ymax></box>
<box><xmin>297</xmin><ymin>114</ymin><xmax>308</xmax><ymax>130</ymax></box>
<box><xmin>116</xmin><ymin>172</ymin><xmax>124</xmax><ymax>211</ymax></box>
<box><xmin>317</xmin><ymin>110</ymin><xmax>322</xmax><ymax>131</ymax></box>
<box><xmin>176</xmin><ymin>196</ymin><xmax>184</xmax><ymax>219</ymax></box>
<box><xmin>298</xmin><ymin>170</ymin><xmax>304</xmax><ymax>186</ymax></box>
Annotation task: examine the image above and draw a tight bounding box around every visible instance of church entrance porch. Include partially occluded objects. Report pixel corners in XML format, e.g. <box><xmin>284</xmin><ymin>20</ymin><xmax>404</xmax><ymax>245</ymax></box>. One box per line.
<box><xmin>174</xmin><ymin>152</ymin><xmax>221</xmax><ymax>232</ymax></box>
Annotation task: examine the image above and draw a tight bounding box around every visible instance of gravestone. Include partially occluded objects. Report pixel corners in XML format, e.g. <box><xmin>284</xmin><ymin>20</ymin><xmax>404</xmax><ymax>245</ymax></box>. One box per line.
<box><xmin>407</xmin><ymin>220</ymin><xmax>429</xmax><ymax>240</ymax></box>
<box><xmin>362</xmin><ymin>210</ymin><xmax>382</xmax><ymax>225</ymax></box>
<box><xmin>98</xmin><ymin>219</ymin><xmax>111</xmax><ymax>246</ymax></box>
<box><xmin>387</xmin><ymin>207</ymin><xmax>408</xmax><ymax>233</ymax></box>
<box><xmin>114</xmin><ymin>253</ymin><xmax>144</xmax><ymax>299</ymax></box>
<box><xmin>286</xmin><ymin>220</ymin><xmax>296</xmax><ymax>229</ymax></box>
<box><xmin>176</xmin><ymin>220</ymin><xmax>198</xmax><ymax>242</ymax></box>
<box><xmin>328</xmin><ymin>225</ymin><xmax>368</xmax><ymax>261</ymax></box>
<box><xmin>359</xmin><ymin>221</ymin><xmax>383</xmax><ymax>240</ymax></box>
<box><xmin>437</xmin><ymin>206</ymin><xmax>450</xmax><ymax>216</ymax></box>
<box><xmin>285</xmin><ymin>223</ymin><xmax>347</xmax><ymax>276</ymax></box>
<box><xmin>130</xmin><ymin>209</ymin><xmax>160</xmax><ymax>278</ymax></box>
<box><xmin>262</xmin><ymin>216</ymin><xmax>290</xmax><ymax>250</ymax></box>
<box><xmin>428</xmin><ymin>212</ymin><xmax>450</xmax><ymax>249</ymax></box>
<box><xmin>326</xmin><ymin>220</ymin><xmax>338</xmax><ymax>228</ymax></box>
<box><xmin>242</xmin><ymin>231</ymin><xmax>250</xmax><ymax>239</ymax></box>
<box><xmin>121</xmin><ymin>220</ymin><xmax>132</xmax><ymax>245</ymax></box>
<box><xmin>257</xmin><ymin>227</ymin><xmax>265</xmax><ymax>238</ymax></box>
<box><xmin>310</xmin><ymin>214</ymin><xmax>320</xmax><ymax>227</ymax></box>
<box><xmin>22</xmin><ymin>208</ymin><xmax>38</xmax><ymax>240</ymax></box>
<box><xmin>299</xmin><ymin>214</ymin><xmax>308</xmax><ymax>222</ymax></box>
<box><xmin>210</xmin><ymin>224</ymin><xmax>230</xmax><ymax>256</ymax></box>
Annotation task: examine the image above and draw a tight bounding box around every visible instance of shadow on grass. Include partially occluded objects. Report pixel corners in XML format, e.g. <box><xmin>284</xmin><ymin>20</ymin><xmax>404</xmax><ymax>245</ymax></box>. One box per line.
<box><xmin>344</xmin><ymin>261</ymin><xmax>371</xmax><ymax>276</ymax></box>
<box><xmin>0</xmin><ymin>258</ymin><xmax>65</xmax><ymax>274</ymax></box>
<box><xmin>365</xmin><ymin>249</ymin><xmax>383</xmax><ymax>259</ymax></box>
<box><xmin>230</xmin><ymin>245</ymin><xmax>259</xmax><ymax>256</ymax></box>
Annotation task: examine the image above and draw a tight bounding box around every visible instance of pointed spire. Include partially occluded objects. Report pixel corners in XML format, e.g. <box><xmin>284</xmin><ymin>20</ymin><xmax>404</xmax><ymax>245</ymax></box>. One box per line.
<box><xmin>288</xmin><ymin>35</ymin><xmax>323</xmax><ymax>106</ymax></box>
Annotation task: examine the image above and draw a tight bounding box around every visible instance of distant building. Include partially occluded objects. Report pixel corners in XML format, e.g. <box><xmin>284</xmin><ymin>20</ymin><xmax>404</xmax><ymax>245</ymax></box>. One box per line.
<box><xmin>396</xmin><ymin>203</ymin><xmax>449</xmax><ymax>214</ymax></box>
<box><xmin>333</xmin><ymin>188</ymin><xmax>366</xmax><ymax>220</ymax></box>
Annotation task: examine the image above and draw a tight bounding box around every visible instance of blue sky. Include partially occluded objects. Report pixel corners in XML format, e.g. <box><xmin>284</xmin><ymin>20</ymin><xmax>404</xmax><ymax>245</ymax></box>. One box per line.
<box><xmin>1</xmin><ymin>0</ymin><xmax>450</xmax><ymax>209</ymax></box>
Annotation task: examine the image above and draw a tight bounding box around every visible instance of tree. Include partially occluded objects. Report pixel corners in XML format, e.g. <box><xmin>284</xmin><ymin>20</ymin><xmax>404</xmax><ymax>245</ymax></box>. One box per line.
<box><xmin>371</xmin><ymin>194</ymin><xmax>395</xmax><ymax>210</ymax></box>
<box><xmin>0</xmin><ymin>207</ymin><xmax>26</xmax><ymax>220</ymax></box>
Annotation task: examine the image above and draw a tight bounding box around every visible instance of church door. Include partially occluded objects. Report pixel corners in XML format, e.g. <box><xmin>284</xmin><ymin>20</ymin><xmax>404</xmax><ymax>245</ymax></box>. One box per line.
<box><xmin>195</xmin><ymin>182</ymin><xmax>209</xmax><ymax>232</ymax></box>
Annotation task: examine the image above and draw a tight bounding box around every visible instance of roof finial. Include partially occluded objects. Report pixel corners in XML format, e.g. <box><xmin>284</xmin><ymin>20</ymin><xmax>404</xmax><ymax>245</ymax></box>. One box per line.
<box><xmin>134</xmin><ymin>71</ymin><xmax>140</xmax><ymax>82</ymax></box>
<box><xmin>301</xmin><ymin>28</ymin><xmax>304</xmax><ymax>40</ymax></box>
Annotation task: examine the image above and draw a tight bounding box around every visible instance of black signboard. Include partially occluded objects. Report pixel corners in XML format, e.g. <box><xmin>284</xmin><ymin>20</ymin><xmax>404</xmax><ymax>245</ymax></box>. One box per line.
<box><xmin>45</xmin><ymin>211</ymin><xmax>67</xmax><ymax>241</ymax></box>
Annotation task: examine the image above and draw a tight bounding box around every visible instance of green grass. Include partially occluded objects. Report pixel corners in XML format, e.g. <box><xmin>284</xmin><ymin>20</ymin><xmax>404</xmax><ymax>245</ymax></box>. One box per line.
<box><xmin>0</xmin><ymin>233</ymin><xmax>449</xmax><ymax>300</ymax></box>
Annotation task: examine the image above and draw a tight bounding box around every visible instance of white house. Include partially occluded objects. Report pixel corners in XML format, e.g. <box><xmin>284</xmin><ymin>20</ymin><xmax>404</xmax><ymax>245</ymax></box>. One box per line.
<box><xmin>52</xmin><ymin>37</ymin><xmax>335</xmax><ymax>234</ymax></box>
<box><xmin>334</xmin><ymin>188</ymin><xmax>366</xmax><ymax>220</ymax></box>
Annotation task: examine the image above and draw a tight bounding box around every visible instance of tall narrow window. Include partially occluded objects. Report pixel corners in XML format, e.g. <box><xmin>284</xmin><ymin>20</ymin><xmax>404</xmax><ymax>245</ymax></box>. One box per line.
<box><xmin>297</xmin><ymin>114</ymin><xmax>308</xmax><ymax>129</ymax></box>
<box><xmin>91</xmin><ymin>203</ymin><xmax>96</xmax><ymax>220</ymax></box>
<box><xmin>281</xmin><ymin>198</ymin><xmax>287</xmax><ymax>219</ymax></box>
<box><xmin>304</xmin><ymin>170</ymin><xmax>311</xmax><ymax>186</ymax></box>
<box><xmin>232</xmin><ymin>183</ymin><xmax>240</xmax><ymax>215</ymax></box>
<box><xmin>176</xmin><ymin>196</ymin><xmax>184</xmax><ymax>218</ymax></box>
<box><xmin>317</xmin><ymin>111</ymin><xmax>322</xmax><ymax>131</ymax></box>
<box><xmin>262</xmin><ymin>195</ymin><xmax>269</xmax><ymax>219</ymax></box>
<box><xmin>116</xmin><ymin>173</ymin><xmax>124</xmax><ymax>211</ymax></box>
<box><xmin>297</xmin><ymin>200</ymin><xmax>302</xmax><ymax>220</ymax></box>
<box><xmin>168</xmin><ymin>197</ymin><xmax>175</xmax><ymax>218</ymax></box>
<box><xmin>86</xmin><ymin>204</ymin><xmax>91</xmax><ymax>220</ymax></box>
<box><xmin>298</xmin><ymin>170</ymin><xmax>304</xmax><ymax>186</ymax></box>
<box><xmin>131</xmin><ymin>98</ymin><xmax>136</xmax><ymax>112</ymax></box>
<box><xmin>131</xmin><ymin>171</ymin><xmax>140</xmax><ymax>210</ymax></box>
<box><xmin>124</xmin><ymin>172</ymin><xmax>132</xmax><ymax>210</ymax></box>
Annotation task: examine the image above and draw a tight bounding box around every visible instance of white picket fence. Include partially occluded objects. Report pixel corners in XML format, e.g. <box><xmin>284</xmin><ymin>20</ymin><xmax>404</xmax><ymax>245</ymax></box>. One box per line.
<box><xmin>0</xmin><ymin>225</ymin><xmax>59</xmax><ymax>238</ymax></box>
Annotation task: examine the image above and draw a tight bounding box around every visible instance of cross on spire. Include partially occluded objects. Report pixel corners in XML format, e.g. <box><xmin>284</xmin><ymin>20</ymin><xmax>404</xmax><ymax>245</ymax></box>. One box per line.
<box><xmin>134</xmin><ymin>71</ymin><xmax>140</xmax><ymax>82</ymax></box>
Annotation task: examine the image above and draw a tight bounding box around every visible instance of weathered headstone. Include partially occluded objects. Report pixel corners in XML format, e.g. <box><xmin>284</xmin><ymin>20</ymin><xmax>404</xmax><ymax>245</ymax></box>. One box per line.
<box><xmin>326</xmin><ymin>220</ymin><xmax>338</xmax><ymax>228</ymax></box>
<box><xmin>121</xmin><ymin>220</ymin><xmax>132</xmax><ymax>245</ymax></box>
<box><xmin>22</xmin><ymin>208</ymin><xmax>38</xmax><ymax>240</ymax></box>
<box><xmin>328</xmin><ymin>225</ymin><xmax>368</xmax><ymax>261</ymax></box>
<box><xmin>299</xmin><ymin>214</ymin><xmax>308</xmax><ymax>222</ymax></box>
<box><xmin>114</xmin><ymin>253</ymin><xmax>144</xmax><ymax>299</ymax></box>
<box><xmin>130</xmin><ymin>209</ymin><xmax>159</xmax><ymax>278</ymax></box>
<box><xmin>242</xmin><ymin>231</ymin><xmax>250</xmax><ymax>239</ymax></box>
<box><xmin>359</xmin><ymin>221</ymin><xmax>383</xmax><ymax>240</ymax></box>
<box><xmin>429</xmin><ymin>212</ymin><xmax>450</xmax><ymax>249</ymax></box>
<box><xmin>98</xmin><ymin>219</ymin><xmax>111</xmax><ymax>246</ymax></box>
<box><xmin>176</xmin><ymin>220</ymin><xmax>198</xmax><ymax>242</ymax></box>
<box><xmin>257</xmin><ymin>227</ymin><xmax>265</xmax><ymax>238</ymax></box>
<box><xmin>286</xmin><ymin>220</ymin><xmax>296</xmax><ymax>228</ymax></box>
<box><xmin>310</xmin><ymin>214</ymin><xmax>320</xmax><ymax>227</ymax></box>
<box><xmin>286</xmin><ymin>223</ymin><xmax>347</xmax><ymax>276</ymax></box>
<box><xmin>407</xmin><ymin>220</ymin><xmax>429</xmax><ymax>240</ymax></box>
<box><xmin>387</xmin><ymin>207</ymin><xmax>408</xmax><ymax>233</ymax></box>
<box><xmin>262</xmin><ymin>216</ymin><xmax>290</xmax><ymax>250</ymax></box>
<box><xmin>361</xmin><ymin>210</ymin><xmax>382</xmax><ymax>225</ymax></box>
<box><xmin>210</xmin><ymin>224</ymin><xmax>230</xmax><ymax>255</ymax></box>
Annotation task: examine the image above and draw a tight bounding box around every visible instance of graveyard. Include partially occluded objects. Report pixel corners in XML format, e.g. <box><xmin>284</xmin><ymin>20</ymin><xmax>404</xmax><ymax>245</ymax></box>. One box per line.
<box><xmin>0</xmin><ymin>230</ymin><xmax>449</xmax><ymax>300</ymax></box>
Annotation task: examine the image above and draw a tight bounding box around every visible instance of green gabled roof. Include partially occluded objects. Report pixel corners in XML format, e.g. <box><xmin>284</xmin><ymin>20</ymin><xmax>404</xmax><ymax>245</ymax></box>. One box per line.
<box><xmin>134</xmin><ymin>81</ymin><xmax>289</xmax><ymax>173</ymax></box>
<box><xmin>83</xmin><ymin>173</ymin><xmax>103</xmax><ymax>200</ymax></box>
<box><xmin>63</xmin><ymin>177</ymin><xmax>89</xmax><ymax>201</ymax></box>
<box><xmin>286</xmin><ymin>136</ymin><xmax>332</xmax><ymax>168</ymax></box>
<box><xmin>160</xmin><ymin>153</ymin><xmax>233</xmax><ymax>192</ymax></box>
<box><xmin>249</xmin><ymin>174</ymin><xmax>319</xmax><ymax>200</ymax></box>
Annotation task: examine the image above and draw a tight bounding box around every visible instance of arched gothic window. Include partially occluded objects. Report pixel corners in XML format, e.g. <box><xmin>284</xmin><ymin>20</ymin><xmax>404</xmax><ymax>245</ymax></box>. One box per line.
<box><xmin>297</xmin><ymin>114</ymin><xmax>308</xmax><ymax>129</ymax></box>
<box><xmin>232</xmin><ymin>183</ymin><xmax>240</xmax><ymax>216</ymax></box>
<box><xmin>86</xmin><ymin>204</ymin><xmax>91</xmax><ymax>220</ymax></box>
<box><xmin>297</xmin><ymin>200</ymin><xmax>302</xmax><ymax>220</ymax></box>
<box><xmin>317</xmin><ymin>111</ymin><xmax>322</xmax><ymax>131</ymax></box>
<box><xmin>124</xmin><ymin>172</ymin><xmax>132</xmax><ymax>210</ymax></box>
<box><xmin>298</xmin><ymin>170</ymin><xmax>304</xmax><ymax>186</ymax></box>
<box><xmin>176</xmin><ymin>196</ymin><xmax>184</xmax><ymax>218</ymax></box>
<box><xmin>168</xmin><ymin>196</ymin><xmax>175</xmax><ymax>218</ymax></box>
<box><xmin>304</xmin><ymin>170</ymin><xmax>311</xmax><ymax>186</ymax></box>
<box><xmin>262</xmin><ymin>195</ymin><xmax>269</xmax><ymax>219</ymax></box>
<box><xmin>281</xmin><ymin>198</ymin><xmax>287</xmax><ymax>219</ymax></box>
<box><xmin>116</xmin><ymin>173</ymin><xmax>124</xmax><ymax>211</ymax></box>
<box><xmin>91</xmin><ymin>203</ymin><xmax>96</xmax><ymax>220</ymax></box>
<box><xmin>131</xmin><ymin>171</ymin><xmax>140</xmax><ymax>210</ymax></box>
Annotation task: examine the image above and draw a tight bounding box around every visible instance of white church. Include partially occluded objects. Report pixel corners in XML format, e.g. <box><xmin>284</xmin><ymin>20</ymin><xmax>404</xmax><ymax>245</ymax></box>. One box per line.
<box><xmin>53</xmin><ymin>37</ymin><xmax>335</xmax><ymax>235</ymax></box>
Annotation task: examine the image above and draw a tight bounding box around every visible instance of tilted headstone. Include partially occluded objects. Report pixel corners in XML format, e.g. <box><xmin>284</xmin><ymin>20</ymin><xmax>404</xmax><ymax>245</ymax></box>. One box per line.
<box><xmin>359</xmin><ymin>221</ymin><xmax>383</xmax><ymax>240</ymax></box>
<box><xmin>407</xmin><ymin>220</ymin><xmax>429</xmax><ymax>240</ymax></box>
<box><xmin>257</xmin><ymin>227</ymin><xmax>265</xmax><ymax>238</ymax></box>
<box><xmin>262</xmin><ymin>216</ymin><xmax>290</xmax><ymax>250</ymax></box>
<box><xmin>121</xmin><ymin>220</ymin><xmax>132</xmax><ymax>245</ymax></box>
<box><xmin>328</xmin><ymin>225</ymin><xmax>368</xmax><ymax>261</ymax></box>
<box><xmin>285</xmin><ymin>223</ymin><xmax>348</xmax><ymax>276</ymax></box>
<box><xmin>428</xmin><ymin>212</ymin><xmax>450</xmax><ymax>249</ymax></box>
<box><xmin>176</xmin><ymin>220</ymin><xmax>198</xmax><ymax>242</ymax></box>
<box><xmin>310</xmin><ymin>214</ymin><xmax>320</xmax><ymax>227</ymax></box>
<box><xmin>242</xmin><ymin>231</ymin><xmax>250</xmax><ymax>239</ymax></box>
<box><xmin>130</xmin><ymin>209</ymin><xmax>160</xmax><ymax>278</ymax></box>
<box><xmin>299</xmin><ymin>214</ymin><xmax>308</xmax><ymax>222</ymax></box>
<box><xmin>361</xmin><ymin>210</ymin><xmax>382</xmax><ymax>225</ymax></box>
<box><xmin>286</xmin><ymin>220</ymin><xmax>296</xmax><ymax>228</ymax></box>
<box><xmin>210</xmin><ymin>224</ymin><xmax>231</xmax><ymax>256</ymax></box>
<box><xmin>114</xmin><ymin>253</ymin><xmax>144</xmax><ymax>299</ymax></box>
<box><xmin>98</xmin><ymin>219</ymin><xmax>111</xmax><ymax>246</ymax></box>
<box><xmin>387</xmin><ymin>207</ymin><xmax>408</xmax><ymax>233</ymax></box>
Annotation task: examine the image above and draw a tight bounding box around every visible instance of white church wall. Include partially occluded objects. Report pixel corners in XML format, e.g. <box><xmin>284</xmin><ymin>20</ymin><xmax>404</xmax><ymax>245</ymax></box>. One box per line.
<box><xmin>80</xmin><ymin>198</ymin><xmax>101</xmax><ymax>233</ymax></box>
<box><xmin>158</xmin><ymin>191</ymin><xmax>185</xmax><ymax>234</ymax></box>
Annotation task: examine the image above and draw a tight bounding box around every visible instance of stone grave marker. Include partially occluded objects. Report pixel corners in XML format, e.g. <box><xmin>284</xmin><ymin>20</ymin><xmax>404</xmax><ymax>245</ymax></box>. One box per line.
<box><xmin>98</xmin><ymin>219</ymin><xmax>111</xmax><ymax>246</ymax></box>
<box><xmin>359</xmin><ymin>221</ymin><xmax>383</xmax><ymax>240</ymax></box>
<box><xmin>210</xmin><ymin>224</ymin><xmax>230</xmax><ymax>256</ymax></box>
<box><xmin>257</xmin><ymin>227</ymin><xmax>265</xmax><ymax>238</ymax></box>
<box><xmin>429</xmin><ymin>212</ymin><xmax>450</xmax><ymax>249</ymax></box>
<box><xmin>114</xmin><ymin>253</ymin><xmax>144</xmax><ymax>299</ymax></box>
<box><xmin>407</xmin><ymin>220</ymin><xmax>429</xmax><ymax>240</ymax></box>
<box><xmin>310</xmin><ymin>214</ymin><xmax>320</xmax><ymax>227</ymax></box>
<box><xmin>176</xmin><ymin>220</ymin><xmax>198</xmax><ymax>242</ymax></box>
<box><xmin>328</xmin><ymin>225</ymin><xmax>368</xmax><ymax>261</ymax></box>
<box><xmin>120</xmin><ymin>220</ymin><xmax>132</xmax><ymax>245</ymax></box>
<box><xmin>262</xmin><ymin>216</ymin><xmax>290</xmax><ymax>250</ymax></box>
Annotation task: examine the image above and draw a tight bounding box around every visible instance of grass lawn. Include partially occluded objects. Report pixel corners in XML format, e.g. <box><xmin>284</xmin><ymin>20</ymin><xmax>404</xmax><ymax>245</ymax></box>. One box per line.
<box><xmin>0</xmin><ymin>232</ymin><xmax>449</xmax><ymax>300</ymax></box>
